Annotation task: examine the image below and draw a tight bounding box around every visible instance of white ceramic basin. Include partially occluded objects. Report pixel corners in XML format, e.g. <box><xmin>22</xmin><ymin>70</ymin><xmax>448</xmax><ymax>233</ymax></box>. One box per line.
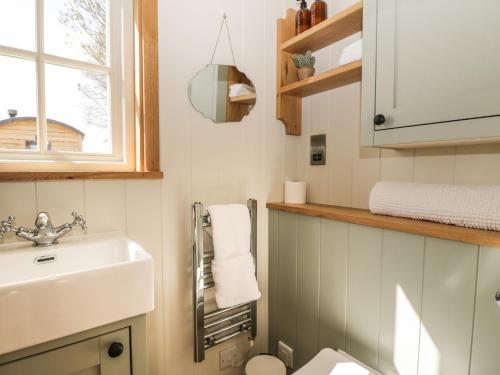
<box><xmin>0</xmin><ymin>232</ymin><xmax>154</xmax><ymax>355</ymax></box>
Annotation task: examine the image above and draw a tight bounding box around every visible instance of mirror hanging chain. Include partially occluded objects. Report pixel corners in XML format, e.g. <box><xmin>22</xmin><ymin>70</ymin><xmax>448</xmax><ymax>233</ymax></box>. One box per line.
<box><xmin>210</xmin><ymin>13</ymin><xmax>236</xmax><ymax>66</ymax></box>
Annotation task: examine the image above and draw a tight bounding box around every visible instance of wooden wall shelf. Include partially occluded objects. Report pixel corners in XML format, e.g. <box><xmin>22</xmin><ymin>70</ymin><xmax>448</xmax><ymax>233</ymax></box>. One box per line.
<box><xmin>230</xmin><ymin>94</ymin><xmax>257</xmax><ymax>105</ymax></box>
<box><xmin>280</xmin><ymin>60</ymin><xmax>361</xmax><ymax>97</ymax></box>
<box><xmin>267</xmin><ymin>202</ymin><xmax>500</xmax><ymax>248</ymax></box>
<box><xmin>276</xmin><ymin>2</ymin><xmax>363</xmax><ymax>136</ymax></box>
<box><xmin>280</xmin><ymin>2</ymin><xmax>363</xmax><ymax>54</ymax></box>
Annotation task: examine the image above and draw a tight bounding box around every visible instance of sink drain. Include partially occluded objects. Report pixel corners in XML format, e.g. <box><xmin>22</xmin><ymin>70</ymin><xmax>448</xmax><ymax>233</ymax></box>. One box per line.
<box><xmin>34</xmin><ymin>255</ymin><xmax>57</xmax><ymax>264</ymax></box>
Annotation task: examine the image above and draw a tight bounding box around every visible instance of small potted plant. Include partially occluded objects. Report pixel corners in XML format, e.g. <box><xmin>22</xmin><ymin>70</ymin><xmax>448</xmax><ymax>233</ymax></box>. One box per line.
<box><xmin>292</xmin><ymin>50</ymin><xmax>316</xmax><ymax>80</ymax></box>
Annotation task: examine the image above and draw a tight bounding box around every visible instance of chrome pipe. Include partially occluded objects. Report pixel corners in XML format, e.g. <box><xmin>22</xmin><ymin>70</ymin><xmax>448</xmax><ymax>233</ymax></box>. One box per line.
<box><xmin>248</xmin><ymin>198</ymin><xmax>258</xmax><ymax>340</ymax></box>
<box><xmin>205</xmin><ymin>318</ymin><xmax>252</xmax><ymax>338</ymax></box>
<box><xmin>204</xmin><ymin>309</ymin><xmax>251</xmax><ymax>330</ymax></box>
<box><xmin>193</xmin><ymin>202</ymin><xmax>205</xmax><ymax>363</ymax></box>
<box><xmin>204</xmin><ymin>303</ymin><xmax>251</xmax><ymax>320</ymax></box>
<box><xmin>204</xmin><ymin>329</ymin><xmax>251</xmax><ymax>349</ymax></box>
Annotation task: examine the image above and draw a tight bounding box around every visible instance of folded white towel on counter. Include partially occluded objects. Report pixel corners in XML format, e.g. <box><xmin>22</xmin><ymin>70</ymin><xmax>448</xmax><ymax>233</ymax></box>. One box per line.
<box><xmin>229</xmin><ymin>83</ymin><xmax>255</xmax><ymax>98</ymax></box>
<box><xmin>369</xmin><ymin>181</ymin><xmax>500</xmax><ymax>231</ymax></box>
<box><xmin>212</xmin><ymin>253</ymin><xmax>261</xmax><ymax>308</ymax></box>
<box><xmin>207</xmin><ymin>203</ymin><xmax>261</xmax><ymax>308</ymax></box>
<box><xmin>339</xmin><ymin>39</ymin><xmax>362</xmax><ymax>66</ymax></box>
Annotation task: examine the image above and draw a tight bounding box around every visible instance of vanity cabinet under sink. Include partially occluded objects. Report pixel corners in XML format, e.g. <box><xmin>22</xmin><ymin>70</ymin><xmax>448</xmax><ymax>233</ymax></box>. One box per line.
<box><xmin>361</xmin><ymin>0</ymin><xmax>500</xmax><ymax>147</ymax></box>
<box><xmin>0</xmin><ymin>316</ymin><xmax>147</xmax><ymax>375</ymax></box>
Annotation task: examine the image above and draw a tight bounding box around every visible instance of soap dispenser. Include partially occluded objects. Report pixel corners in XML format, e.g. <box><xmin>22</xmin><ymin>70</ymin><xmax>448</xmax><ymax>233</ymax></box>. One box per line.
<box><xmin>295</xmin><ymin>0</ymin><xmax>311</xmax><ymax>35</ymax></box>
<box><xmin>311</xmin><ymin>0</ymin><xmax>327</xmax><ymax>26</ymax></box>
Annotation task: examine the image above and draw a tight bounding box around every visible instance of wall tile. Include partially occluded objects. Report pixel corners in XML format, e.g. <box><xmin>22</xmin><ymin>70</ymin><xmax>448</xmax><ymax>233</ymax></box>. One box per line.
<box><xmin>414</xmin><ymin>148</ymin><xmax>455</xmax><ymax>184</ymax></box>
<box><xmin>36</xmin><ymin>181</ymin><xmax>85</xmax><ymax>235</ymax></box>
<box><xmin>125</xmin><ymin>180</ymin><xmax>165</xmax><ymax>375</ymax></box>
<box><xmin>84</xmin><ymin>180</ymin><xmax>126</xmax><ymax>234</ymax></box>
<box><xmin>0</xmin><ymin>182</ymin><xmax>37</xmax><ymax>243</ymax></box>
<box><xmin>454</xmin><ymin>144</ymin><xmax>500</xmax><ymax>185</ymax></box>
<box><xmin>380</xmin><ymin>149</ymin><xmax>415</xmax><ymax>182</ymax></box>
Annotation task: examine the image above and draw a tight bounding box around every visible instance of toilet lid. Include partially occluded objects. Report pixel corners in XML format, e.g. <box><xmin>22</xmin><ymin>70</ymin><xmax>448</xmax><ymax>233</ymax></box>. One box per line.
<box><xmin>293</xmin><ymin>349</ymin><xmax>380</xmax><ymax>375</ymax></box>
<box><xmin>245</xmin><ymin>355</ymin><xmax>286</xmax><ymax>375</ymax></box>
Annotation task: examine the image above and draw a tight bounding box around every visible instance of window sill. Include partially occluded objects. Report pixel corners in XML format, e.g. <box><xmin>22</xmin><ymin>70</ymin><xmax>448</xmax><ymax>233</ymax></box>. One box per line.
<box><xmin>0</xmin><ymin>171</ymin><xmax>164</xmax><ymax>182</ymax></box>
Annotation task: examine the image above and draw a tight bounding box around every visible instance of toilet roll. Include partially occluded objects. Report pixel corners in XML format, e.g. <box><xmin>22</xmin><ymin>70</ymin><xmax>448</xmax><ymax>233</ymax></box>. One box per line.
<box><xmin>284</xmin><ymin>181</ymin><xmax>307</xmax><ymax>204</ymax></box>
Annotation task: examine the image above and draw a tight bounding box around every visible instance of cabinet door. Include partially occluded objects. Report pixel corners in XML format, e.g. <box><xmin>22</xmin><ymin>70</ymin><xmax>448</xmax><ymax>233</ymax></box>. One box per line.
<box><xmin>0</xmin><ymin>328</ymin><xmax>130</xmax><ymax>375</ymax></box>
<box><xmin>375</xmin><ymin>0</ymin><xmax>500</xmax><ymax>130</ymax></box>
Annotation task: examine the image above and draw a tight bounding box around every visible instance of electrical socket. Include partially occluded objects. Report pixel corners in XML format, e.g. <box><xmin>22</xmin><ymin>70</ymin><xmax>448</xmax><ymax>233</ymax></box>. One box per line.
<box><xmin>219</xmin><ymin>346</ymin><xmax>242</xmax><ymax>370</ymax></box>
<box><xmin>278</xmin><ymin>341</ymin><xmax>294</xmax><ymax>369</ymax></box>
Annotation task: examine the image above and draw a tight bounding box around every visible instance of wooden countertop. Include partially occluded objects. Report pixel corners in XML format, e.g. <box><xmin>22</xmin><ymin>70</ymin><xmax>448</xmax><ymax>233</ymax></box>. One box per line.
<box><xmin>267</xmin><ymin>202</ymin><xmax>500</xmax><ymax>248</ymax></box>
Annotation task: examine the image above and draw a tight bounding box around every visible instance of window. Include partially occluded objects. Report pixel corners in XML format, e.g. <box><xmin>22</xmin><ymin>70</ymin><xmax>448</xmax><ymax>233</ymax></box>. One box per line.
<box><xmin>0</xmin><ymin>0</ymin><xmax>139</xmax><ymax>173</ymax></box>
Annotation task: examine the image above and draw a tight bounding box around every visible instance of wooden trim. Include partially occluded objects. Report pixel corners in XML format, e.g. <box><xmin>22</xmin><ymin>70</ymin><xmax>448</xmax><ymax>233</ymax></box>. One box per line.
<box><xmin>0</xmin><ymin>171</ymin><xmax>163</xmax><ymax>182</ymax></box>
<box><xmin>275</xmin><ymin>3</ymin><xmax>363</xmax><ymax>135</ymax></box>
<box><xmin>280</xmin><ymin>60</ymin><xmax>362</xmax><ymax>97</ymax></box>
<box><xmin>134</xmin><ymin>0</ymin><xmax>160</xmax><ymax>172</ymax></box>
<box><xmin>280</xmin><ymin>2</ymin><xmax>363</xmax><ymax>54</ymax></box>
<box><xmin>0</xmin><ymin>1</ymin><xmax>161</xmax><ymax>181</ymax></box>
<box><xmin>267</xmin><ymin>202</ymin><xmax>500</xmax><ymax>247</ymax></box>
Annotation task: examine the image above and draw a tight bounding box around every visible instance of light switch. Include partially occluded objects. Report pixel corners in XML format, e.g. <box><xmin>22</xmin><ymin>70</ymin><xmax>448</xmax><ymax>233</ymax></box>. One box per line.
<box><xmin>310</xmin><ymin>134</ymin><xmax>326</xmax><ymax>165</ymax></box>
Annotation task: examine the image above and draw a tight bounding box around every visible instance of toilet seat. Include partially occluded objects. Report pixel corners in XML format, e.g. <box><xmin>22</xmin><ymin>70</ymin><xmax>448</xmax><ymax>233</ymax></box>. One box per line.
<box><xmin>245</xmin><ymin>354</ymin><xmax>286</xmax><ymax>375</ymax></box>
<box><xmin>293</xmin><ymin>348</ymin><xmax>380</xmax><ymax>375</ymax></box>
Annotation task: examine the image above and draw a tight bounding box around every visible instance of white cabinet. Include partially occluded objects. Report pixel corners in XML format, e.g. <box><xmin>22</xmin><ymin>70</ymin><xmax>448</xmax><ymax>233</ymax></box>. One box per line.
<box><xmin>362</xmin><ymin>0</ymin><xmax>500</xmax><ymax>148</ymax></box>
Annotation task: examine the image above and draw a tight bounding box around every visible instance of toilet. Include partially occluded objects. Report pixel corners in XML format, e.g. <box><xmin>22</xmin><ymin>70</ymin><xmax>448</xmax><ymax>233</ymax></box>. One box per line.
<box><xmin>245</xmin><ymin>348</ymin><xmax>380</xmax><ymax>375</ymax></box>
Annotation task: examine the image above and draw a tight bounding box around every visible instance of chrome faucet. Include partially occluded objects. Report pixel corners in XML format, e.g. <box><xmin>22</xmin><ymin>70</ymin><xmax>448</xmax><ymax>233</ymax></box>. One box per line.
<box><xmin>0</xmin><ymin>212</ymin><xmax>87</xmax><ymax>247</ymax></box>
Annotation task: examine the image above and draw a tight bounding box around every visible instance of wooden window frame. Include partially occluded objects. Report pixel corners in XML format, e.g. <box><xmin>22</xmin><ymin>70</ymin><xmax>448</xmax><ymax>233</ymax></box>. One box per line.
<box><xmin>0</xmin><ymin>0</ymin><xmax>162</xmax><ymax>181</ymax></box>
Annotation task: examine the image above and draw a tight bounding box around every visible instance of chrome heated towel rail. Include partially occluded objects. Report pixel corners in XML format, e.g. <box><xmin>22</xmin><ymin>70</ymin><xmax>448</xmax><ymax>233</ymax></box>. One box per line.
<box><xmin>192</xmin><ymin>199</ymin><xmax>257</xmax><ymax>362</ymax></box>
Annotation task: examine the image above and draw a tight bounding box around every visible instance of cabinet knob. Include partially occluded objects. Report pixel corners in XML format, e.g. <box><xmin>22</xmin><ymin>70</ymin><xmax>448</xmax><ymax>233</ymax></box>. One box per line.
<box><xmin>108</xmin><ymin>342</ymin><xmax>124</xmax><ymax>358</ymax></box>
<box><xmin>374</xmin><ymin>114</ymin><xmax>386</xmax><ymax>126</ymax></box>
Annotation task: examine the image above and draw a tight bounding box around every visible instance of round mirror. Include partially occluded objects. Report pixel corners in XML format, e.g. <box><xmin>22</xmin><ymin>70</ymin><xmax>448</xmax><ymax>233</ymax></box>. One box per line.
<box><xmin>189</xmin><ymin>64</ymin><xmax>256</xmax><ymax>123</ymax></box>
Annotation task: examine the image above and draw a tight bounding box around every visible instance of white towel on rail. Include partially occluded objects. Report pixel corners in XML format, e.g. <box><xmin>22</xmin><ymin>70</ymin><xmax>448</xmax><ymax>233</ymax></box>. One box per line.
<box><xmin>212</xmin><ymin>253</ymin><xmax>261</xmax><ymax>308</ymax></box>
<box><xmin>369</xmin><ymin>181</ymin><xmax>500</xmax><ymax>231</ymax></box>
<box><xmin>207</xmin><ymin>204</ymin><xmax>261</xmax><ymax>308</ymax></box>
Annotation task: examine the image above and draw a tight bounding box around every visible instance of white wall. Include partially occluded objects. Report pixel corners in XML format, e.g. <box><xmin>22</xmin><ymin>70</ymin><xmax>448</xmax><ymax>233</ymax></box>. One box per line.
<box><xmin>284</xmin><ymin>0</ymin><xmax>500</xmax><ymax>209</ymax></box>
<box><xmin>157</xmin><ymin>0</ymin><xmax>288</xmax><ymax>374</ymax></box>
<box><xmin>1</xmin><ymin>2</ymin><xmax>288</xmax><ymax>375</ymax></box>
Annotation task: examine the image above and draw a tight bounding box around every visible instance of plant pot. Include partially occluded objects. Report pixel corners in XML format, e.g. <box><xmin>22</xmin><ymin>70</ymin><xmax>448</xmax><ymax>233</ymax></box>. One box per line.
<box><xmin>297</xmin><ymin>67</ymin><xmax>315</xmax><ymax>80</ymax></box>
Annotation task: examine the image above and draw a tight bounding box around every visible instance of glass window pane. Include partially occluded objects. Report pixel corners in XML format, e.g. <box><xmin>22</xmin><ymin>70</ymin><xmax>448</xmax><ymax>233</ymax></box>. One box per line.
<box><xmin>0</xmin><ymin>0</ymin><xmax>36</xmax><ymax>51</ymax></box>
<box><xmin>45</xmin><ymin>64</ymin><xmax>111</xmax><ymax>154</ymax></box>
<box><xmin>44</xmin><ymin>0</ymin><xmax>109</xmax><ymax>65</ymax></box>
<box><xmin>0</xmin><ymin>56</ymin><xmax>38</xmax><ymax>151</ymax></box>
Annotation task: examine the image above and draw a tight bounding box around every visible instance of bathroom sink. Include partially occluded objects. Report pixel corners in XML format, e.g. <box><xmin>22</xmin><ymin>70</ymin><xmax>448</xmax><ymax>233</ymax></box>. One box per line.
<box><xmin>0</xmin><ymin>232</ymin><xmax>154</xmax><ymax>355</ymax></box>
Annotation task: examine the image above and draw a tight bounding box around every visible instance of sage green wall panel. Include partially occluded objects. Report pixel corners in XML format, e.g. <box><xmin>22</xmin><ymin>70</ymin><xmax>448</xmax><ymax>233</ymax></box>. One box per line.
<box><xmin>378</xmin><ymin>230</ymin><xmax>424</xmax><ymax>375</ymax></box>
<box><xmin>418</xmin><ymin>238</ymin><xmax>478</xmax><ymax>375</ymax></box>
<box><xmin>277</xmin><ymin>212</ymin><xmax>298</xmax><ymax>352</ymax></box>
<box><xmin>268</xmin><ymin>210</ymin><xmax>280</xmax><ymax>356</ymax></box>
<box><xmin>470</xmin><ymin>246</ymin><xmax>500</xmax><ymax>374</ymax></box>
<box><xmin>318</xmin><ymin>219</ymin><xmax>348</xmax><ymax>351</ymax></box>
<box><xmin>295</xmin><ymin>215</ymin><xmax>321</xmax><ymax>368</ymax></box>
<box><xmin>345</xmin><ymin>224</ymin><xmax>382</xmax><ymax>369</ymax></box>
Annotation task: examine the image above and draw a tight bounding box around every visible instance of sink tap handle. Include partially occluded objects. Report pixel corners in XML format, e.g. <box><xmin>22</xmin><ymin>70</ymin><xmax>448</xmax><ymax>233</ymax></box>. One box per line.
<box><xmin>0</xmin><ymin>216</ymin><xmax>17</xmax><ymax>239</ymax></box>
<box><xmin>70</xmin><ymin>212</ymin><xmax>87</xmax><ymax>231</ymax></box>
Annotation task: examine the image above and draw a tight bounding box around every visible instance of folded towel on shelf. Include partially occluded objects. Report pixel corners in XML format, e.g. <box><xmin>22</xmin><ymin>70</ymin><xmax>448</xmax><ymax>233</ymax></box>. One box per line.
<box><xmin>339</xmin><ymin>39</ymin><xmax>362</xmax><ymax>66</ymax></box>
<box><xmin>207</xmin><ymin>204</ymin><xmax>261</xmax><ymax>308</ymax></box>
<box><xmin>229</xmin><ymin>83</ymin><xmax>255</xmax><ymax>98</ymax></box>
<box><xmin>369</xmin><ymin>181</ymin><xmax>500</xmax><ymax>231</ymax></box>
<box><xmin>211</xmin><ymin>253</ymin><xmax>261</xmax><ymax>308</ymax></box>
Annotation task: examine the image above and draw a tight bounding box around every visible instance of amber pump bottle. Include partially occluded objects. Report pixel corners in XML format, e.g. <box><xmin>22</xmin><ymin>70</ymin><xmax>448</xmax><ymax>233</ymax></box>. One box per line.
<box><xmin>295</xmin><ymin>0</ymin><xmax>311</xmax><ymax>35</ymax></box>
<box><xmin>311</xmin><ymin>0</ymin><xmax>327</xmax><ymax>26</ymax></box>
